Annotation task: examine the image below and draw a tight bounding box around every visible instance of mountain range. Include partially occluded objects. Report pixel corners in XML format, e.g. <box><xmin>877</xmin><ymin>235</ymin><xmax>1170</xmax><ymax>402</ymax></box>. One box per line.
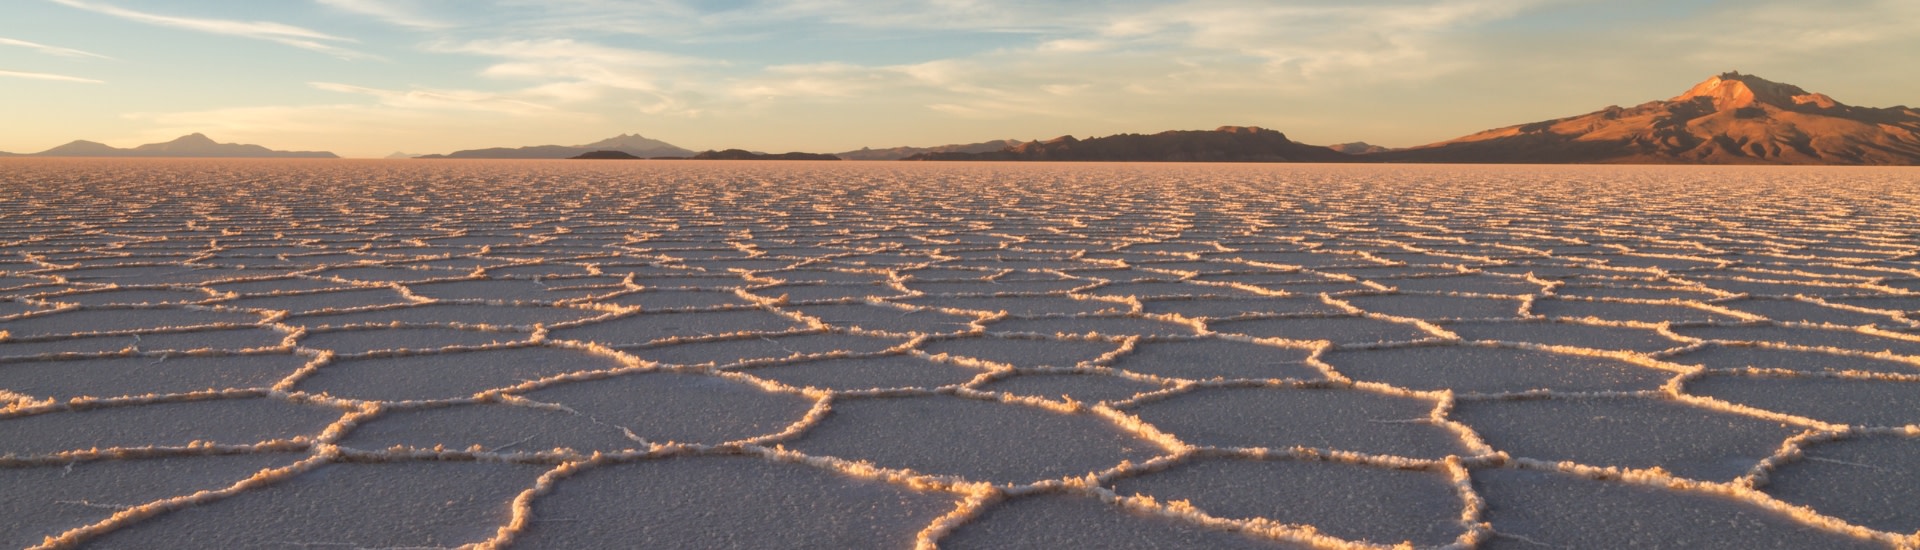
<box><xmin>894</xmin><ymin>73</ymin><xmax>1917</xmax><ymax>165</ymax></box>
<box><xmin>416</xmin><ymin>134</ymin><xmax>694</xmax><ymax>159</ymax></box>
<box><xmin>4</xmin><ymin>73</ymin><xmax>1911</xmax><ymax>165</ymax></box>
<box><xmin>15</xmin><ymin>133</ymin><xmax>336</xmax><ymax>158</ymax></box>
<box><xmin>1371</xmin><ymin>72</ymin><xmax>1920</xmax><ymax>165</ymax></box>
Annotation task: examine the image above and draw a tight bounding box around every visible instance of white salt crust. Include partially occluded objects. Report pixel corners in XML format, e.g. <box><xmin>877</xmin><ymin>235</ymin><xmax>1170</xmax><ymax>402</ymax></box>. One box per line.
<box><xmin>2</xmin><ymin>160</ymin><xmax>1919</xmax><ymax>548</ymax></box>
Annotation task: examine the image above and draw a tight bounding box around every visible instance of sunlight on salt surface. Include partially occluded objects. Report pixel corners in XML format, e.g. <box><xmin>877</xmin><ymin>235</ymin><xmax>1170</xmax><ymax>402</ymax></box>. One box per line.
<box><xmin>0</xmin><ymin>453</ymin><xmax>303</xmax><ymax>549</ymax></box>
<box><xmin>3</xmin><ymin>160</ymin><xmax>1920</xmax><ymax>548</ymax></box>
<box><xmin>83</xmin><ymin>460</ymin><xmax>550</xmax><ymax>549</ymax></box>
<box><xmin>1109</xmin><ymin>456</ymin><xmax>1465</xmax><ymax>546</ymax></box>
<box><xmin>513</xmin><ymin>455</ymin><xmax>957</xmax><ymax>548</ymax></box>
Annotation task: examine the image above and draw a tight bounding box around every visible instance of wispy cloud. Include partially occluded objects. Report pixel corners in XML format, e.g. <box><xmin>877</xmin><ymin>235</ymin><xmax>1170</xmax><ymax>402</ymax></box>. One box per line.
<box><xmin>49</xmin><ymin>0</ymin><xmax>370</xmax><ymax>59</ymax></box>
<box><xmin>1649</xmin><ymin>0</ymin><xmax>1920</xmax><ymax>63</ymax></box>
<box><xmin>0</xmin><ymin>37</ymin><xmax>112</xmax><ymax>59</ymax></box>
<box><xmin>439</xmin><ymin>38</ymin><xmax>705</xmax><ymax>73</ymax></box>
<box><xmin>479</xmin><ymin>0</ymin><xmax>1551</xmax><ymax>122</ymax></box>
<box><xmin>310</xmin><ymin>81</ymin><xmax>556</xmax><ymax>115</ymax></box>
<box><xmin>430</xmin><ymin>38</ymin><xmax>711</xmax><ymax>113</ymax></box>
<box><xmin>253</xmin><ymin>0</ymin><xmax>1551</xmax><ymax>126</ymax></box>
<box><xmin>25</xmin><ymin>0</ymin><xmax>1915</xmax><ymax>156</ymax></box>
<box><xmin>729</xmin><ymin>62</ymin><xmax>894</xmax><ymax>100</ymax></box>
<box><xmin>452</xmin><ymin>0</ymin><xmax>1086</xmax><ymax>41</ymax></box>
<box><xmin>743</xmin><ymin>0</ymin><xmax>1087</xmax><ymax>33</ymax></box>
<box><xmin>0</xmin><ymin>68</ymin><xmax>103</xmax><ymax>83</ymax></box>
<box><xmin>315</xmin><ymin>0</ymin><xmax>451</xmax><ymax>30</ymax></box>
<box><xmin>1103</xmin><ymin>0</ymin><xmax>1550</xmax><ymax>81</ymax></box>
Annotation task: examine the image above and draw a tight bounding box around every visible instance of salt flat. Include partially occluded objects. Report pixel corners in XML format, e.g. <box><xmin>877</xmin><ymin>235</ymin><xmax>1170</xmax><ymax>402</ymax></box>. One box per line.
<box><xmin>2</xmin><ymin>159</ymin><xmax>1919</xmax><ymax>549</ymax></box>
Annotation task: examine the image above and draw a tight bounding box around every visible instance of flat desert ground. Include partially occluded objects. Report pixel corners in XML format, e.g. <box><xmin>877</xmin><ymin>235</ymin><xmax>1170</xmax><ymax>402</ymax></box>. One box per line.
<box><xmin>3</xmin><ymin>159</ymin><xmax>1919</xmax><ymax>549</ymax></box>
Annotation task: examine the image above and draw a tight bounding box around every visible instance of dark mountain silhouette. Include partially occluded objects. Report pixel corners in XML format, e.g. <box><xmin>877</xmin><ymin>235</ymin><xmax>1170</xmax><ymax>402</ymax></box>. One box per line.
<box><xmin>691</xmin><ymin>149</ymin><xmax>839</xmax><ymax>161</ymax></box>
<box><xmin>28</xmin><ymin>134</ymin><xmax>337</xmax><ymax>158</ymax></box>
<box><xmin>1328</xmin><ymin>142</ymin><xmax>1393</xmax><ymax>155</ymax></box>
<box><xmin>417</xmin><ymin>133</ymin><xmax>694</xmax><ymax>159</ymax></box>
<box><xmin>836</xmin><ymin>139</ymin><xmax>1023</xmax><ymax>160</ymax></box>
<box><xmin>569</xmin><ymin>150</ymin><xmax>643</xmax><ymax>160</ymax></box>
<box><xmin>1377</xmin><ymin>72</ymin><xmax>1920</xmax><ymax>165</ymax></box>
<box><xmin>903</xmin><ymin>126</ymin><xmax>1353</xmax><ymax>162</ymax></box>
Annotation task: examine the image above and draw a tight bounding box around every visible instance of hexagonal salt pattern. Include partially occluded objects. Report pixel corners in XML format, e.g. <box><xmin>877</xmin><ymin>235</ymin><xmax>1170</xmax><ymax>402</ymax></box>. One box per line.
<box><xmin>4</xmin><ymin>161</ymin><xmax>1919</xmax><ymax>548</ymax></box>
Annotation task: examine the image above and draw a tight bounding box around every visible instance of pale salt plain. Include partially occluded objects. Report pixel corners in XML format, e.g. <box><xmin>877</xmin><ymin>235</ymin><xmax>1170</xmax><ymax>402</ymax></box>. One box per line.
<box><xmin>2</xmin><ymin>159</ymin><xmax>1919</xmax><ymax>549</ymax></box>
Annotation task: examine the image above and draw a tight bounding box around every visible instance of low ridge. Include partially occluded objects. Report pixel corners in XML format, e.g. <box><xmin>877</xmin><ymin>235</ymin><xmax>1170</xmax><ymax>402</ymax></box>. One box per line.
<box><xmin>1327</xmin><ymin>142</ymin><xmax>1393</xmax><ymax>155</ymax></box>
<box><xmin>690</xmin><ymin>149</ymin><xmax>840</xmax><ymax>161</ymax></box>
<box><xmin>902</xmin><ymin>126</ymin><xmax>1351</xmax><ymax>163</ymax></box>
<box><xmin>836</xmin><ymin>139</ymin><xmax>1024</xmax><ymax>161</ymax></box>
<box><xmin>569</xmin><ymin>150</ymin><xmax>644</xmax><ymax>160</ymax></box>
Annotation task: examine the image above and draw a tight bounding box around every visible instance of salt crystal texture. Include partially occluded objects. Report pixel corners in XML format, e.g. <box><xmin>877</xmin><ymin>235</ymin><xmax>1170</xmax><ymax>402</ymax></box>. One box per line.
<box><xmin>2</xmin><ymin>160</ymin><xmax>1918</xmax><ymax>548</ymax></box>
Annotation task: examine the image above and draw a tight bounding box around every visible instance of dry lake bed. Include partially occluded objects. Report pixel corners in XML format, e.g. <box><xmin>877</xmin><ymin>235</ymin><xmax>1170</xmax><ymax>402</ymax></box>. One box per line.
<box><xmin>3</xmin><ymin>159</ymin><xmax>1919</xmax><ymax>549</ymax></box>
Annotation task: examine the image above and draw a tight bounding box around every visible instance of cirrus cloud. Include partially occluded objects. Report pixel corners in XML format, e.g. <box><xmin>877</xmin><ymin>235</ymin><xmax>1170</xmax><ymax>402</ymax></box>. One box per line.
<box><xmin>49</xmin><ymin>0</ymin><xmax>371</xmax><ymax>59</ymax></box>
<box><xmin>0</xmin><ymin>69</ymin><xmax>103</xmax><ymax>83</ymax></box>
<box><xmin>0</xmin><ymin>36</ymin><xmax>113</xmax><ymax>59</ymax></box>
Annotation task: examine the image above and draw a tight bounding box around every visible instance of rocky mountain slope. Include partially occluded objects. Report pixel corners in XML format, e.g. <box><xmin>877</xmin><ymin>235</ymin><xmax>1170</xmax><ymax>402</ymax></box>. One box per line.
<box><xmin>1376</xmin><ymin>72</ymin><xmax>1920</xmax><ymax>165</ymax></box>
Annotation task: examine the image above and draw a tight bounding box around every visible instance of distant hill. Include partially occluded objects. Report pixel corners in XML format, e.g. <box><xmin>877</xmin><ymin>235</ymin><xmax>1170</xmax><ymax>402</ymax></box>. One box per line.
<box><xmin>577</xmin><ymin>134</ymin><xmax>692</xmax><ymax>155</ymax></box>
<box><xmin>570</xmin><ymin>150</ymin><xmax>643</xmax><ymax>160</ymax></box>
<box><xmin>384</xmin><ymin>152</ymin><xmax>422</xmax><ymax>159</ymax></box>
<box><xmin>1327</xmin><ymin>142</ymin><xmax>1393</xmax><ymax>155</ymax></box>
<box><xmin>38</xmin><ymin>140</ymin><xmax>124</xmax><ymax>156</ymax></box>
<box><xmin>691</xmin><ymin>149</ymin><xmax>840</xmax><ymax>161</ymax></box>
<box><xmin>417</xmin><ymin>133</ymin><xmax>695</xmax><ymax>159</ymax></box>
<box><xmin>836</xmin><ymin>139</ymin><xmax>1022</xmax><ymax>161</ymax></box>
<box><xmin>416</xmin><ymin>145</ymin><xmax>584</xmax><ymax>159</ymax></box>
<box><xmin>1376</xmin><ymin>72</ymin><xmax>1920</xmax><ymax>165</ymax></box>
<box><xmin>28</xmin><ymin>133</ymin><xmax>337</xmax><ymax>158</ymax></box>
<box><xmin>903</xmin><ymin>126</ymin><xmax>1353</xmax><ymax>163</ymax></box>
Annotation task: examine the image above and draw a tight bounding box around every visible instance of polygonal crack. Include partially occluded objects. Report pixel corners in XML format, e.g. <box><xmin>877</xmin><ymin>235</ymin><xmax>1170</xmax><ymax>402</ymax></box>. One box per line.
<box><xmin>1452</xmin><ymin>397</ymin><xmax>1802</xmax><ymax>480</ymax></box>
<box><xmin>515</xmin><ymin>455</ymin><xmax>956</xmax><ymax>548</ymax></box>
<box><xmin>787</xmin><ymin>394</ymin><xmax>1165</xmax><ymax>484</ymax></box>
<box><xmin>1125</xmin><ymin>386</ymin><xmax>1468</xmax><ymax>459</ymax></box>
<box><xmin>1110</xmin><ymin>457</ymin><xmax>1466</xmax><ymax>546</ymax></box>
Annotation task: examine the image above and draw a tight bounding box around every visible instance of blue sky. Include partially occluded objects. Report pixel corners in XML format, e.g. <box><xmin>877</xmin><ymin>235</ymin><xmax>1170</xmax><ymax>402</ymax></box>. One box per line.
<box><xmin>2</xmin><ymin>0</ymin><xmax>1915</xmax><ymax>157</ymax></box>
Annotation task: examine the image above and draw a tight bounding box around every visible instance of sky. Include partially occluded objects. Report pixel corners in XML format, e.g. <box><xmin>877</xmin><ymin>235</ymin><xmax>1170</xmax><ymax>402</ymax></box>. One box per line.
<box><xmin>1</xmin><ymin>0</ymin><xmax>1916</xmax><ymax>158</ymax></box>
